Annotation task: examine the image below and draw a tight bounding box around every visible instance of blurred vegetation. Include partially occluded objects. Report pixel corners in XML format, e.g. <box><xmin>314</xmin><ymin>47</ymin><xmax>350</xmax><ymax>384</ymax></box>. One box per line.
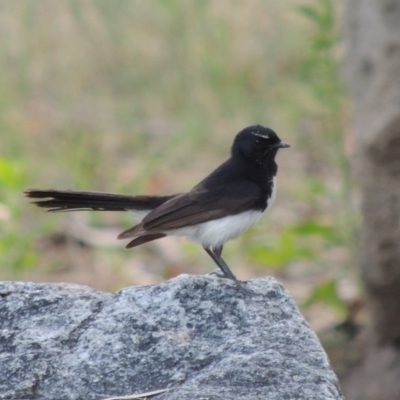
<box><xmin>0</xmin><ymin>0</ymin><xmax>354</xmax><ymax>321</ymax></box>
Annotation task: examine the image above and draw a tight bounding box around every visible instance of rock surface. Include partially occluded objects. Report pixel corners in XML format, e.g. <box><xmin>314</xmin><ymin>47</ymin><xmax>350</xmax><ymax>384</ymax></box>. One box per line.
<box><xmin>0</xmin><ymin>275</ymin><xmax>343</xmax><ymax>400</ymax></box>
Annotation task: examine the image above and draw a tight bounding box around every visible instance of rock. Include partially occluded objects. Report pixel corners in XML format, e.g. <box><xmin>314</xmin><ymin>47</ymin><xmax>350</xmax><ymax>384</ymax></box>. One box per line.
<box><xmin>0</xmin><ymin>275</ymin><xmax>343</xmax><ymax>400</ymax></box>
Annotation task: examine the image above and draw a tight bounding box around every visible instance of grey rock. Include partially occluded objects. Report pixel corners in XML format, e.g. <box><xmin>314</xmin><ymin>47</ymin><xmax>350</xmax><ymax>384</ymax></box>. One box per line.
<box><xmin>0</xmin><ymin>276</ymin><xmax>343</xmax><ymax>400</ymax></box>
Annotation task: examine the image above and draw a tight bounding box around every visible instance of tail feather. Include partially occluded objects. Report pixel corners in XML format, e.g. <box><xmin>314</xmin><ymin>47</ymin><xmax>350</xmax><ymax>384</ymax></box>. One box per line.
<box><xmin>126</xmin><ymin>233</ymin><xmax>166</xmax><ymax>248</ymax></box>
<box><xmin>25</xmin><ymin>189</ymin><xmax>177</xmax><ymax>212</ymax></box>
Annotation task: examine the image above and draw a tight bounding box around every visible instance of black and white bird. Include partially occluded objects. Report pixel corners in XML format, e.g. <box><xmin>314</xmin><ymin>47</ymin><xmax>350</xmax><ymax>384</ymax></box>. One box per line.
<box><xmin>25</xmin><ymin>125</ymin><xmax>289</xmax><ymax>293</ymax></box>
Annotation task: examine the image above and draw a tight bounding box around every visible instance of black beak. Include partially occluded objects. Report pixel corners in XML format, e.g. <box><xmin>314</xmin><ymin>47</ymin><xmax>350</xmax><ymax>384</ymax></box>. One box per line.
<box><xmin>272</xmin><ymin>141</ymin><xmax>290</xmax><ymax>149</ymax></box>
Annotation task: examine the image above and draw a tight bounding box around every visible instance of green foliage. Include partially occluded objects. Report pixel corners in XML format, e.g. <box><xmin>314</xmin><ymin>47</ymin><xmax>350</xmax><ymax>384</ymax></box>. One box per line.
<box><xmin>247</xmin><ymin>220</ymin><xmax>338</xmax><ymax>268</ymax></box>
<box><xmin>291</xmin><ymin>0</ymin><xmax>354</xmax><ymax>313</ymax></box>
<box><xmin>0</xmin><ymin>231</ymin><xmax>38</xmax><ymax>271</ymax></box>
<box><xmin>297</xmin><ymin>0</ymin><xmax>336</xmax><ymax>52</ymax></box>
<box><xmin>248</xmin><ymin>231</ymin><xmax>314</xmax><ymax>268</ymax></box>
<box><xmin>303</xmin><ymin>279</ymin><xmax>347</xmax><ymax>316</ymax></box>
<box><xmin>0</xmin><ymin>158</ymin><xmax>26</xmax><ymax>192</ymax></box>
<box><xmin>290</xmin><ymin>220</ymin><xmax>336</xmax><ymax>239</ymax></box>
<box><xmin>303</xmin><ymin>0</ymin><xmax>353</xmax><ymax>222</ymax></box>
<box><xmin>0</xmin><ymin>157</ymin><xmax>38</xmax><ymax>270</ymax></box>
<box><xmin>296</xmin><ymin>0</ymin><xmax>345</xmax><ymax>149</ymax></box>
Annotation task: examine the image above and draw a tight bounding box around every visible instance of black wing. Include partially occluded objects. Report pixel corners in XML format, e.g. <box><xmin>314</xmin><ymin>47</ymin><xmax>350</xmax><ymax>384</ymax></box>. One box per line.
<box><xmin>118</xmin><ymin>181</ymin><xmax>261</xmax><ymax>239</ymax></box>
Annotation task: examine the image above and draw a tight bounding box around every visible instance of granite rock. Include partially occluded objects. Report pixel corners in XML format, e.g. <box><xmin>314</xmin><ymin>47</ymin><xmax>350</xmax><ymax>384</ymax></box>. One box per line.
<box><xmin>0</xmin><ymin>275</ymin><xmax>343</xmax><ymax>400</ymax></box>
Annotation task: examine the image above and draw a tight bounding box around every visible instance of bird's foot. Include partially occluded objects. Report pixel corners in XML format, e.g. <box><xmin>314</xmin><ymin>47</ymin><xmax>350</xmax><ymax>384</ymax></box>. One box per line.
<box><xmin>234</xmin><ymin>280</ymin><xmax>255</xmax><ymax>296</ymax></box>
<box><xmin>210</xmin><ymin>270</ymin><xmax>255</xmax><ymax>296</ymax></box>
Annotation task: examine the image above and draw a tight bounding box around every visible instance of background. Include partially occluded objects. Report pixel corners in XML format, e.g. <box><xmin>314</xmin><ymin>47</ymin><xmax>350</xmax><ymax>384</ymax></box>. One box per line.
<box><xmin>1</xmin><ymin>0</ymin><xmax>374</xmax><ymax>396</ymax></box>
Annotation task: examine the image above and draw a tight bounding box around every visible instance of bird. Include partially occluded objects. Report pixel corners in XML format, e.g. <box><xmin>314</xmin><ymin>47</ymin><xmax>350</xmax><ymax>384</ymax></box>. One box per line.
<box><xmin>25</xmin><ymin>125</ymin><xmax>289</xmax><ymax>293</ymax></box>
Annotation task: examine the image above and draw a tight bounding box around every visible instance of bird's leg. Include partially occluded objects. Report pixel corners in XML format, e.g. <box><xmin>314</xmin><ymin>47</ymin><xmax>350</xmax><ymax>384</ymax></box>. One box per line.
<box><xmin>204</xmin><ymin>246</ymin><xmax>237</xmax><ymax>281</ymax></box>
<box><xmin>208</xmin><ymin>246</ymin><xmax>226</xmax><ymax>278</ymax></box>
<box><xmin>204</xmin><ymin>247</ymin><xmax>252</xmax><ymax>295</ymax></box>
<box><xmin>213</xmin><ymin>245</ymin><xmax>223</xmax><ymax>258</ymax></box>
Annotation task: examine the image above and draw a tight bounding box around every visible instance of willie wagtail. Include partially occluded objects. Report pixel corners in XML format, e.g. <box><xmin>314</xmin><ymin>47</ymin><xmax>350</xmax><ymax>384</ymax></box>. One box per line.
<box><xmin>25</xmin><ymin>125</ymin><xmax>289</xmax><ymax>293</ymax></box>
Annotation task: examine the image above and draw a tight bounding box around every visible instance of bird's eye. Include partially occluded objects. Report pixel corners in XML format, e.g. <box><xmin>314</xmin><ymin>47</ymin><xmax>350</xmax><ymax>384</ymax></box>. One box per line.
<box><xmin>255</xmin><ymin>139</ymin><xmax>260</xmax><ymax>145</ymax></box>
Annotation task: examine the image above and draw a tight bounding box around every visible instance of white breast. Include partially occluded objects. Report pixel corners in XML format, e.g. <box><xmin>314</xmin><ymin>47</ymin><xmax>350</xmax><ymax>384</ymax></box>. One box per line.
<box><xmin>169</xmin><ymin>177</ymin><xmax>277</xmax><ymax>249</ymax></box>
<box><xmin>184</xmin><ymin>210</ymin><xmax>264</xmax><ymax>249</ymax></box>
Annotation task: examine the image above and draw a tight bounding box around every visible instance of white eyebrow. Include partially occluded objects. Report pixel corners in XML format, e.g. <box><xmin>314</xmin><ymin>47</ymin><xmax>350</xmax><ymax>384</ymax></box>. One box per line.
<box><xmin>252</xmin><ymin>132</ymin><xmax>269</xmax><ymax>139</ymax></box>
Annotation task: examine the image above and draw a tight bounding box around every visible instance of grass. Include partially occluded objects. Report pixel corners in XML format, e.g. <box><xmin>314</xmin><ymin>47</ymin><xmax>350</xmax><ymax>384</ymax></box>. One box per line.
<box><xmin>0</xmin><ymin>0</ymin><xmax>353</xmax><ymax>317</ymax></box>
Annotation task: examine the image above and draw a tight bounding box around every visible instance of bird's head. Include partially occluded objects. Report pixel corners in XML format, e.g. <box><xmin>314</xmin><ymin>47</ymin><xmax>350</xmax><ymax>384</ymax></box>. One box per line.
<box><xmin>232</xmin><ymin>125</ymin><xmax>290</xmax><ymax>163</ymax></box>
